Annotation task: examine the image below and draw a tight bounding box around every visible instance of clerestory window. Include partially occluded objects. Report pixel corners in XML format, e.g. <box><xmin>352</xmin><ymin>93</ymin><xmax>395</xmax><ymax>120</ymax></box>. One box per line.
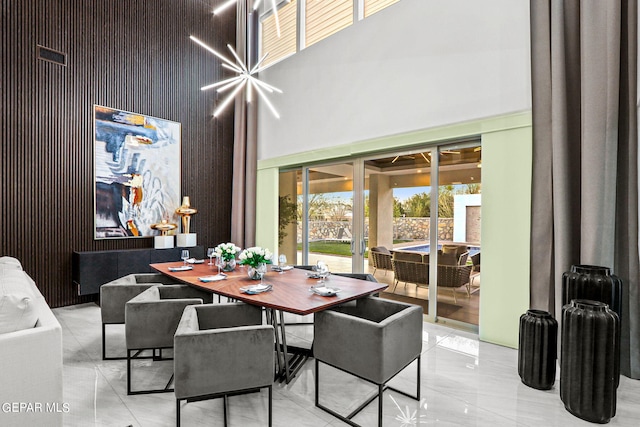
<box><xmin>260</xmin><ymin>0</ymin><xmax>400</xmax><ymax>68</ymax></box>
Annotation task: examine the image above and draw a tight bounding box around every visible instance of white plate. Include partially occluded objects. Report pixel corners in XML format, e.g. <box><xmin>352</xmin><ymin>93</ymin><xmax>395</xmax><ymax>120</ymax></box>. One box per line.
<box><xmin>168</xmin><ymin>266</ymin><xmax>193</xmax><ymax>272</ymax></box>
<box><xmin>280</xmin><ymin>265</ymin><xmax>294</xmax><ymax>271</ymax></box>
<box><xmin>199</xmin><ymin>274</ymin><xmax>227</xmax><ymax>282</ymax></box>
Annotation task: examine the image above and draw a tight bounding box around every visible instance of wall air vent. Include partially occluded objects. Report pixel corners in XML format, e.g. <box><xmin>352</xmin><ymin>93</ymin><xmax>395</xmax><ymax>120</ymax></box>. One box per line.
<box><xmin>37</xmin><ymin>45</ymin><xmax>67</xmax><ymax>66</ymax></box>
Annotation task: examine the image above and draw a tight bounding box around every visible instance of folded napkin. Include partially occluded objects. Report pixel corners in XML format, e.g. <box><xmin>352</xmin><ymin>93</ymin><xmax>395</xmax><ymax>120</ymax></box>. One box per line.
<box><xmin>169</xmin><ymin>265</ymin><xmax>193</xmax><ymax>272</ymax></box>
<box><xmin>240</xmin><ymin>283</ymin><xmax>272</xmax><ymax>294</ymax></box>
<box><xmin>199</xmin><ymin>274</ymin><xmax>227</xmax><ymax>282</ymax></box>
<box><xmin>310</xmin><ymin>286</ymin><xmax>340</xmax><ymax>296</ymax></box>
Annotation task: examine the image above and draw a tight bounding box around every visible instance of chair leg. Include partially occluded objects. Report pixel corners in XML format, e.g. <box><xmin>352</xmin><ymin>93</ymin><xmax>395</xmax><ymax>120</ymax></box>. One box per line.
<box><xmin>268</xmin><ymin>386</ymin><xmax>273</xmax><ymax>427</ymax></box>
<box><xmin>451</xmin><ymin>288</ymin><xmax>457</xmax><ymax>303</ymax></box>
<box><xmin>127</xmin><ymin>347</ymin><xmax>175</xmax><ymax>395</ymax></box>
<box><xmin>176</xmin><ymin>399</ymin><xmax>181</xmax><ymax>427</ymax></box>
<box><xmin>223</xmin><ymin>395</ymin><xmax>229</xmax><ymax>426</ymax></box>
<box><xmin>314</xmin><ymin>358</ymin><xmax>319</xmax><ymax>407</ymax></box>
<box><xmin>102</xmin><ymin>323</ymin><xmax>127</xmax><ymax>360</ymax></box>
<box><xmin>378</xmin><ymin>383</ymin><xmax>383</xmax><ymax>427</ymax></box>
<box><xmin>127</xmin><ymin>350</ymin><xmax>132</xmax><ymax>395</ymax></box>
<box><xmin>391</xmin><ymin>279</ymin><xmax>398</xmax><ymax>293</ymax></box>
<box><xmin>417</xmin><ymin>355</ymin><xmax>421</xmax><ymax>400</ymax></box>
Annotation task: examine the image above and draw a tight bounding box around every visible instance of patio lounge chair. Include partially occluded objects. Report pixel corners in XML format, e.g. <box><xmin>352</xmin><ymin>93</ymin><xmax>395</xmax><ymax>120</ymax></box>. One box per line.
<box><xmin>369</xmin><ymin>246</ymin><xmax>393</xmax><ymax>276</ymax></box>
<box><xmin>391</xmin><ymin>252</ymin><xmax>428</xmax><ymax>292</ymax></box>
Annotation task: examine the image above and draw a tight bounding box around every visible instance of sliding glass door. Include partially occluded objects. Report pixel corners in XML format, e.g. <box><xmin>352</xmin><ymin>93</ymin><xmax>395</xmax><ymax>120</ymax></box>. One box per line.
<box><xmin>297</xmin><ymin>162</ymin><xmax>365</xmax><ymax>273</ymax></box>
<box><xmin>280</xmin><ymin>139</ymin><xmax>481</xmax><ymax>328</ymax></box>
<box><xmin>433</xmin><ymin>141</ymin><xmax>482</xmax><ymax>325</ymax></box>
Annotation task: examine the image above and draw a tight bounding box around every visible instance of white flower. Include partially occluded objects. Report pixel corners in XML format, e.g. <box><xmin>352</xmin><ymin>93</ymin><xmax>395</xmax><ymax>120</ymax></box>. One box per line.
<box><xmin>238</xmin><ymin>246</ymin><xmax>273</xmax><ymax>267</ymax></box>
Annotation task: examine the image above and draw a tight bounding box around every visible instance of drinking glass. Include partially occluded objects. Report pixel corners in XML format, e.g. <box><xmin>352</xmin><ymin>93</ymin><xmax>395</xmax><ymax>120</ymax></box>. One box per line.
<box><xmin>181</xmin><ymin>249</ymin><xmax>190</xmax><ymax>266</ymax></box>
<box><xmin>215</xmin><ymin>255</ymin><xmax>224</xmax><ymax>275</ymax></box>
<box><xmin>257</xmin><ymin>263</ymin><xmax>268</xmax><ymax>285</ymax></box>
<box><xmin>278</xmin><ymin>254</ymin><xmax>287</xmax><ymax>273</ymax></box>
<box><xmin>316</xmin><ymin>261</ymin><xmax>329</xmax><ymax>284</ymax></box>
<box><xmin>207</xmin><ymin>248</ymin><xmax>215</xmax><ymax>265</ymax></box>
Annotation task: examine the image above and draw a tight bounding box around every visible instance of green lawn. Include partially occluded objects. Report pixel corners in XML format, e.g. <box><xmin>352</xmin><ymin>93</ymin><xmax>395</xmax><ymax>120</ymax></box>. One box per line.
<box><xmin>297</xmin><ymin>240</ymin><xmax>410</xmax><ymax>257</ymax></box>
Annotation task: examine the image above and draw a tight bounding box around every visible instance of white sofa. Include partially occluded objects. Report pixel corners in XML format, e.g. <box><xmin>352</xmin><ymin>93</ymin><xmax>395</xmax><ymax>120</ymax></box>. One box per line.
<box><xmin>0</xmin><ymin>257</ymin><xmax>63</xmax><ymax>427</ymax></box>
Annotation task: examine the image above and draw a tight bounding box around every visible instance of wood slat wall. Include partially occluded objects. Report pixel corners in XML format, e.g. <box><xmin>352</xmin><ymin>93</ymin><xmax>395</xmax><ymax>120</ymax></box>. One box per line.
<box><xmin>1</xmin><ymin>0</ymin><xmax>236</xmax><ymax>307</ymax></box>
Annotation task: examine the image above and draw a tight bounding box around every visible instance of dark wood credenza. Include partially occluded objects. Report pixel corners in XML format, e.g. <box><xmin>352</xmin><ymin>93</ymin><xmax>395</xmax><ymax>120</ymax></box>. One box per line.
<box><xmin>73</xmin><ymin>246</ymin><xmax>204</xmax><ymax>296</ymax></box>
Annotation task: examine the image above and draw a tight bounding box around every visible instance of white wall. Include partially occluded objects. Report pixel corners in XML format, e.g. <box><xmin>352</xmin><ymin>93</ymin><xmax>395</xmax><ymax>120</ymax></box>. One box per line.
<box><xmin>258</xmin><ymin>0</ymin><xmax>531</xmax><ymax>159</ymax></box>
<box><xmin>453</xmin><ymin>193</ymin><xmax>481</xmax><ymax>243</ymax></box>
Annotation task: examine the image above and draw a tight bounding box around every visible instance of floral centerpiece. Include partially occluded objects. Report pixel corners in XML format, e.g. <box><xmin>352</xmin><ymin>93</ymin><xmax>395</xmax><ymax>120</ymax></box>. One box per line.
<box><xmin>214</xmin><ymin>242</ymin><xmax>241</xmax><ymax>271</ymax></box>
<box><xmin>238</xmin><ymin>246</ymin><xmax>273</xmax><ymax>280</ymax></box>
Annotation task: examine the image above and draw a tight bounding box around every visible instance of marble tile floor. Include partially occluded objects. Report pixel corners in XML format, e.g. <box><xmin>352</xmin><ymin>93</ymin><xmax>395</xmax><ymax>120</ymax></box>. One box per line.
<box><xmin>54</xmin><ymin>303</ymin><xmax>640</xmax><ymax>426</ymax></box>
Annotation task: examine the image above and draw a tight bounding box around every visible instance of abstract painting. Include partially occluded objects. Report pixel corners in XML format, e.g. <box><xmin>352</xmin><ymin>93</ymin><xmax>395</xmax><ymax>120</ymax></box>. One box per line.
<box><xmin>94</xmin><ymin>105</ymin><xmax>181</xmax><ymax>239</ymax></box>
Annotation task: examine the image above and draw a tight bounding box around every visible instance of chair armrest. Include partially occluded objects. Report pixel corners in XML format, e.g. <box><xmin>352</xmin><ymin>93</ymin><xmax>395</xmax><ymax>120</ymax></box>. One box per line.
<box><xmin>158</xmin><ymin>284</ymin><xmax>214</xmax><ymax>303</ymax></box>
<box><xmin>0</xmin><ymin>299</ymin><xmax>63</xmax><ymax>426</ymax></box>
<box><xmin>194</xmin><ymin>302</ymin><xmax>263</xmax><ymax>330</ymax></box>
<box><xmin>100</xmin><ymin>283</ymin><xmax>157</xmax><ymax>324</ymax></box>
<box><xmin>457</xmin><ymin>251</ymin><xmax>470</xmax><ymax>266</ymax></box>
<box><xmin>134</xmin><ymin>273</ymin><xmax>180</xmax><ymax>285</ymax></box>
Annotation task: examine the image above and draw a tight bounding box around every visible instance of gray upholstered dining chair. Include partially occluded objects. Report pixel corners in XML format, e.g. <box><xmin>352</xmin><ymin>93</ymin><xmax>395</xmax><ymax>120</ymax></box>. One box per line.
<box><xmin>125</xmin><ymin>284</ymin><xmax>213</xmax><ymax>395</ymax></box>
<box><xmin>174</xmin><ymin>303</ymin><xmax>275</xmax><ymax>427</ymax></box>
<box><xmin>100</xmin><ymin>273</ymin><xmax>179</xmax><ymax>360</ymax></box>
<box><xmin>314</xmin><ymin>296</ymin><xmax>423</xmax><ymax>427</ymax></box>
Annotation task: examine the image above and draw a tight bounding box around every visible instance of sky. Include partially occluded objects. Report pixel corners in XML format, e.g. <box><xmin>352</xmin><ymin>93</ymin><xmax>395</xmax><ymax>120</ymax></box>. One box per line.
<box><xmin>320</xmin><ymin>187</ymin><xmax>430</xmax><ymax>203</ymax></box>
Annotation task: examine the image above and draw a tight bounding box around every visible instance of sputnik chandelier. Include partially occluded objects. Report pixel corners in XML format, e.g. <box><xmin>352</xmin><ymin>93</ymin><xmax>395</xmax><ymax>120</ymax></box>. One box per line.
<box><xmin>190</xmin><ymin>0</ymin><xmax>283</xmax><ymax>118</ymax></box>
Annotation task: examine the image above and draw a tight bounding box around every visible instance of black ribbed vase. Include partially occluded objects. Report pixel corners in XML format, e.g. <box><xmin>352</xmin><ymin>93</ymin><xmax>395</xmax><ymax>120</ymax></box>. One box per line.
<box><xmin>561</xmin><ymin>299</ymin><xmax>620</xmax><ymax>424</ymax></box>
<box><xmin>562</xmin><ymin>265</ymin><xmax>622</xmax><ymax>318</ymax></box>
<box><xmin>518</xmin><ymin>310</ymin><xmax>557</xmax><ymax>390</ymax></box>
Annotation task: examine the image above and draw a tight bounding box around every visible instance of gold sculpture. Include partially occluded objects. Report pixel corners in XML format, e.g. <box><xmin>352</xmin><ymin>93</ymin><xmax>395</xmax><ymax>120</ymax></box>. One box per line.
<box><xmin>150</xmin><ymin>219</ymin><xmax>177</xmax><ymax>236</ymax></box>
<box><xmin>175</xmin><ymin>196</ymin><xmax>197</xmax><ymax>234</ymax></box>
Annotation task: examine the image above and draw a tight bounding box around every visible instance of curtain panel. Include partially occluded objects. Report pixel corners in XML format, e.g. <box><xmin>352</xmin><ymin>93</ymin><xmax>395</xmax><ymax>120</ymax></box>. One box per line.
<box><xmin>231</xmin><ymin>0</ymin><xmax>258</xmax><ymax>249</ymax></box>
<box><xmin>530</xmin><ymin>0</ymin><xmax>639</xmax><ymax>378</ymax></box>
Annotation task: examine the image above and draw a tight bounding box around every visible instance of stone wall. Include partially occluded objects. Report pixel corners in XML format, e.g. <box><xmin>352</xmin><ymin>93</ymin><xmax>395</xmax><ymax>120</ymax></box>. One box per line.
<box><xmin>299</xmin><ymin>217</ymin><xmax>455</xmax><ymax>242</ymax></box>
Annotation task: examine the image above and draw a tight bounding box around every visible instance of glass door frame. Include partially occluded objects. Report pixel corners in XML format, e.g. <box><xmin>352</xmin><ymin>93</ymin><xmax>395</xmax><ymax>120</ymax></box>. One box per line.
<box><xmin>298</xmin><ymin>139</ymin><xmax>480</xmax><ymax>328</ymax></box>
<box><xmin>300</xmin><ymin>160</ymin><xmax>366</xmax><ymax>272</ymax></box>
<box><xmin>429</xmin><ymin>139</ymin><xmax>481</xmax><ymax>326</ymax></box>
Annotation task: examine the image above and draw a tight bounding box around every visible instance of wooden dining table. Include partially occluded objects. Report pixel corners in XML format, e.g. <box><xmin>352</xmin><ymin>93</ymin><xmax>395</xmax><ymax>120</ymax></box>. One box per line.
<box><xmin>150</xmin><ymin>261</ymin><xmax>387</xmax><ymax>382</ymax></box>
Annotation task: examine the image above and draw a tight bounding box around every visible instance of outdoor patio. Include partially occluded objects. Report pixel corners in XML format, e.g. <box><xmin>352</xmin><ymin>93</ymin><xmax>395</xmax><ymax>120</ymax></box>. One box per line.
<box><xmin>302</xmin><ymin>252</ymin><xmax>480</xmax><ymax>327</ymax></box>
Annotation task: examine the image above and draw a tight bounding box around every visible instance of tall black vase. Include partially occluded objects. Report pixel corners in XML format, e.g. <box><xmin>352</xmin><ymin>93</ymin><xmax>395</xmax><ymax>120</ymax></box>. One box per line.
<box><xmin>562</xmin><ymin>264</ymin><xmax>622</xmax><ymax>318</ymax></box>
<box><xmin>518</xmin><ymin>310</ymin><xmax>557</xmax><ymax>390</ymax></box>
<box><xmin>561</xmin><ymin>299</ymin><xmax>620</xmax><ymax>424</ymax></box>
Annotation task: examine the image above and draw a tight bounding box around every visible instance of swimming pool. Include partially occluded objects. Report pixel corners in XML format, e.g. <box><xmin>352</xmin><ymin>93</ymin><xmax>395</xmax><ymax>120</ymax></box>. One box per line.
<box><xmin>399</xmin><ymin>244</ymin><xmax>480</xmax><ymax>256</ymax></box>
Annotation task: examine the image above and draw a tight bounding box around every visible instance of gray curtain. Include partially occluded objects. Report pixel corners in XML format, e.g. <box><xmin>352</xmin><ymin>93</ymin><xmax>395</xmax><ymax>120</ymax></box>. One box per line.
<box><xmin>231</xmin><ymin>0</ymin><xmax>257</xmax><ymax>249</ymax></box>
<box><xmin>530</xmin><ymin>0</ymin><xmax>639</xmax><ymax>378</ymax></box>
